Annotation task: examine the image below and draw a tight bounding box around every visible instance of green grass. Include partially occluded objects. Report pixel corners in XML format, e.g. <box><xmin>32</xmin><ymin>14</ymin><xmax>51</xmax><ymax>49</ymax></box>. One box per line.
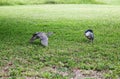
<box><xmin>97</xmin><ymin>0</ymin><xmax>120</xmax><ymax>5</ymax></box>
<box><xmin>0</xmin><ymin>4</ymin><xmax>120</xmax><ymax>78</ymax></box>
<box><xmin>0</xmin><ymin>0</ymin><xmax>105</xmax><ymax>5</ymax></box>
<box><xmin>0</xmin><ymin>0</ymin><xmax>120</xmax><ymax>5</ymax></box>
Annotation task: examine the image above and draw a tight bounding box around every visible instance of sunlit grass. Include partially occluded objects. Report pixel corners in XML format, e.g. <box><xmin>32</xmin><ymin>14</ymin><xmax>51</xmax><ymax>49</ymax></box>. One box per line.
<box><xmin>97</xmin><ymin>0</ymin><xmax>120</xmax><ymax>5</ymax></box>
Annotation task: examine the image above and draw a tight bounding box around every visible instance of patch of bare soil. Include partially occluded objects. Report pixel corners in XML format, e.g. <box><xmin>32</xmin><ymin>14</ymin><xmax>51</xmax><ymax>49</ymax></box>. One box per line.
<box><xmin>71</xmin><ymin>69</ymin><xmax>105</xmax><ymax>79</ymax></box>
<box><xmin>44</xmin><ymin>67</ymin><xmax>106</xmax><ymax>79</ymax></box>
<box><xmin>1</xmin><ymin>65</ymin><xmax>106</xmax><ymax>79</ymax></box>
<box><xmin>0</xmin><ymin>62</ymin><xmax>13</xmax><ymax>78</ymax></box>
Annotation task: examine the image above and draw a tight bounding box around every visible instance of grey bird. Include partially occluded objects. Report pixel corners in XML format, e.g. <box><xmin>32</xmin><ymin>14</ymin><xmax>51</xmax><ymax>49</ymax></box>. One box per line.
<box><xmin>30</xmin><ymin>32</ymin><xmax>53</xmax><ymax>47</ymax></box>
<box><xmin>85</xmin><ymin>29</ymin><xmax>94</xmax><ymax>43</ymax></box>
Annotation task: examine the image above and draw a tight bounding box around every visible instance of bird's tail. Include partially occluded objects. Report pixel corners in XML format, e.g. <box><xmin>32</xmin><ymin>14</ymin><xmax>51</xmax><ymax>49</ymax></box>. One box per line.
<box><xmin>46</xmin><ymin>32</ymin><xmax>53</xmax><ymax>37</ymax></box>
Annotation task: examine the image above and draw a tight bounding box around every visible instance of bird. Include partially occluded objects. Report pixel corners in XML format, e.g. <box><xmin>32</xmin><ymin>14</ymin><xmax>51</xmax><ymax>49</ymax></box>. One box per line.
<box><xmin>85</xmin><ymin>29</ymin><xmax>94</xmax><ymax>43</ymax></box>
<box><xmin>30</xmin><ymin>32</ymin><xmax>53</xmax><ymax>47</ymax></box>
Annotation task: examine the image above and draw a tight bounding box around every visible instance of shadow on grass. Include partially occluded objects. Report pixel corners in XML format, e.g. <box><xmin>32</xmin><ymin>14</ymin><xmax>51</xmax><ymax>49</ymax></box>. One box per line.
<box><xmin>29</xmin><ymin>42</ymin><xmax>47</xmax><ymax>48</ymax></box>
<box><xmin>30</xmin><ymin>42</ymin><xmax>40</xmax><ymax>45</ymax></box>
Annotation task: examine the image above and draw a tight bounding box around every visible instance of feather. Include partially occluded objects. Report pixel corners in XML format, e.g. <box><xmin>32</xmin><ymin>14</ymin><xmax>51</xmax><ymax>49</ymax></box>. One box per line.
<box><xmin>85</xmin><ymin>29</ymin><xmax>94</xmax><ymax>42</ymax></box>
<box><xmin>30</xmin><ymin>32</ymin><xmax>52</xmax><ymax>47</ymax></box>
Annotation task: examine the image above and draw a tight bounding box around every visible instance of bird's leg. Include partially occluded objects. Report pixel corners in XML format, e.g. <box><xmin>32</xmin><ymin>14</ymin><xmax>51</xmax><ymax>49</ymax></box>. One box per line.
<box><xmin>91</xmin><ymin>40</ymin><xmax>94</xmax><ymax>44</ymax></box>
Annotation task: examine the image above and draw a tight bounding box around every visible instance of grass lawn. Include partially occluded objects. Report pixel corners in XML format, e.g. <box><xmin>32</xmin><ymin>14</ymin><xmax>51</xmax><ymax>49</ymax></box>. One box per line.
<box><xmin>0</xmin><ymin>0</ymin><xmax>103</xmax><ymax>5</ymax></box>
<box><xmin>1</xmin><ymin>0</ymin><xmax>120</xmax><ymax>5</ymax></box>
<box><xmin>0</xmin><ymin>4</ymin><xmax>120</xmax><ymax>78</ymax></box>
<box><xmin>98</xmin><ymin>0</ymin><xmax>120</xmax><ymax>5</ymax></box>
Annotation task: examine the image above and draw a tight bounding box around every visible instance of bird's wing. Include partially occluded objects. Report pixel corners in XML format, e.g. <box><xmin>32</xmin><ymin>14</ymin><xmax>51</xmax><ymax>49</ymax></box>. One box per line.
<box><xmin>41</xmin><ymin>39</ymin><xmax>48</xmax><ymax>47</ymax></box>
